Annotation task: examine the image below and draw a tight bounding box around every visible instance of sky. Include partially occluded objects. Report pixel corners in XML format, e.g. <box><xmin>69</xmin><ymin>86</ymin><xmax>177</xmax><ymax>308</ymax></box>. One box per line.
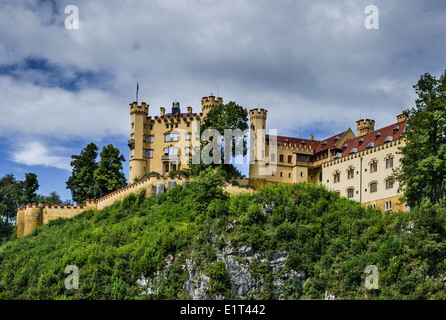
<box><xmin>0</xmin><ymin>0</ymin><xmax>445</xmax><ymax>203</ymax></box>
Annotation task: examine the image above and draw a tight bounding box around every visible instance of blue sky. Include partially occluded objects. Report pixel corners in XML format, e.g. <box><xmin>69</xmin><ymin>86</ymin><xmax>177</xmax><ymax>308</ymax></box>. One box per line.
<box><xmin>0</xmin><ymin>0</ymin><xmax>445</xmax><ymax>202</ymax></box>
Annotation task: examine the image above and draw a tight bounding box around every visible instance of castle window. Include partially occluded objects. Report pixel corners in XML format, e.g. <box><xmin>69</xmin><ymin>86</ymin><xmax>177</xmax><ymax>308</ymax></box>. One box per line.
<box><xmin>385</xmin><ymin>200</ymin><xmax>393</xmax><ymax>212</ymax></box>
<box><xmin>386</xmin><ymin>155</ymin><xmax>394</xmax><ymax>168</ymax></box>
<box><xmin>148</xmin><ymin>136</ymin><xmax>153</xmax><ymax>143</ymax></box>
<box><xmin>148</xmin><ymin>149</ymin><xmax>153</xmax><ymax>158</ymax></box>
<box><xmin>143</xmin><ymin>149</ymin><xmax>146</xmax><ymax>158</ymax></box>
<box><xmin>186</xmin><ymin>133</ymin><xmax>191</xmax><ymax>141</ymax></box>
<box><xmin>164</xmin><ymin>146</ymin><xmax>178</xmax><ymax>156</ymax></box>
<box><xmin>280</xmin><ymin>172</ymin><xmax>283</xmax><ymax>177</ymax></box>
<box><xmin>279</xmin><ymin>154</ymin><xmax>284</xmax><ymax>162</ymax></box>
<box><xmin>347</xmin><ymin>167</ymin><xmax>354</xmax><ymax>179</ymax></box>
<box><xmin>185</xmin><ymin>147</ymin><xmax>190</xmax><ymax>155</ymax></box>
<box><xmin>288</xmin><ymin>155</ymin><xmax>292</xmax><ymax>163</ymax></box>
<box><xmin>334</xmin><ymin>171</ymin><xmax>340</xmax><ymax>183</ymax></box>
<box><xmin>386</xmin><ymin>178</ymin><xmax>394</xmax><ymax>189</ymax></box>
<box><xmin>370</xmin><ymin>182</ymin><xmax>378</xmax><ymax>193</ymax></box>
<box><xmin>370</xmin><ymin>160</ymin><xmax>378</xmax><ymax>173</ymax></box>
<box><xmin>132</xmin><ymin>122</ymin><xmax>134</xmax><ymax>129</ymax></box>
<box><xmin>347</xmin><ymin>188</ymin><xmax>354</xmax><ymax>199</ymax></box>
<box><xmin>131</xmin><ymin>149</ymin><xmax>134</xmax><ymax>157</ymax></box>
<box><xmin>143</xmin><ymin>135</ymin><xmax>146</xmax><ymax>142</ymax></box>
<box><xmin>289</xmin><ymin>173</ymin><xmax>292</xmax><ymax>178</ymax></box>
<box><xmin>165</xmin><ymin>133</ymin><xmax>179</xmax><ymax>142</ymax></box>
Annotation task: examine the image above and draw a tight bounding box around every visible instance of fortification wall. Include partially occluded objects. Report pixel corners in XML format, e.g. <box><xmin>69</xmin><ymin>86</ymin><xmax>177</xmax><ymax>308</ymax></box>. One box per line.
<box><xmin>16</xmin><ymin>175</ymin><xmax>254</xmax><ymax>238</ymax></box>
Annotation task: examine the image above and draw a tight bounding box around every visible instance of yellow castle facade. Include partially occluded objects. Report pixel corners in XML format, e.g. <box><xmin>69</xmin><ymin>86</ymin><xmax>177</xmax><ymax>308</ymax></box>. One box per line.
<box><xmin>128</xmin><ymin>94</ymin><xmax>407</xmax><ymax>212</ymax></box>
<box><xmin>16</xmin><ymin>94</ymin><xmax>407</xmax><ymax>237</ymax></box>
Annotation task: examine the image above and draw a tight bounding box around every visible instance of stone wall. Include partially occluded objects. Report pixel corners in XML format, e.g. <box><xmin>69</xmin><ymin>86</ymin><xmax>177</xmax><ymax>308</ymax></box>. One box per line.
<box><xmin>15</xmin><ymin>175</ymin><xmax>254</xmax><ymax>238</ymax></box>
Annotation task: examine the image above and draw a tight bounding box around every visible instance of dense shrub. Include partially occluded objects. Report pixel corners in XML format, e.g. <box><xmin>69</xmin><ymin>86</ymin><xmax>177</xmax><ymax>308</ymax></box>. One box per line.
<box><xmin>1</xmin><ymin>177</ymin><xmax>445</xmax><ymax>300</ymax></box>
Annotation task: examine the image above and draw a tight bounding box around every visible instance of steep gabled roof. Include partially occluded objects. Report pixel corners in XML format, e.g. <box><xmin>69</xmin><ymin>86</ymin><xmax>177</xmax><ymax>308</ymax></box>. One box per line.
<box><xmin>265</xmin><ymin>130</ymin><xmax>348</xmax><ymax>154</ymax></box>
<box><xmin>340</xmin><ymin>119</ymin><xmax>406</xmax><ymax>157</ymax></box>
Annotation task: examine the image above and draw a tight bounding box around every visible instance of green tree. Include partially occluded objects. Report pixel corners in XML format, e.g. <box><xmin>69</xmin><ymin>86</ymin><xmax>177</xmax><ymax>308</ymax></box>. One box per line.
<box><xmin>189</xmin><ymin>166</ymin><xmax>227</xmax><ymax>214</ymax></box>
<box><xmin>22</xmin><ymin>173</ymin><xmax>39</xmax><ymax>204</ymax></box>
<box><xmin>36</xmin><ymin>191</ymin><xmax>63</xmax><ymax>205</ymax></box>
<box><xmin>188</xmin><ymin>101</ymin><xmax>249</xmax><ymax>180</ymax></box>
<box><xmin>66</xmin><ymin>143</ymin><xmax>99</xmax><ymax>203</ymax></box>
<box><xmin>94</xmin><ymin>144</ymin><xmax>127</xmax><ymax>198</ymax></box>
<box><xmin>394</xmin><ymin>70</ymin><xmax>446</xmax><ymax>208</ymax></box>
<box><xmin>0</xmin><ymin>174</ymin><xmax>23</xmax><ymax>240</ymax></box>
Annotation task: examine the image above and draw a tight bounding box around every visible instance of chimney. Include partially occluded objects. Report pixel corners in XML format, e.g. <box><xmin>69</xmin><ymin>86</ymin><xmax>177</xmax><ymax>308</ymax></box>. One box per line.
<box><xmin>187</xmin><ymin>106</ymin><xmax>192</xmax><ymax>114</ymax></box>
<box><xmin>160</xmin><ymin>107</ymin><xmax>165</xmax><ymax>117</ymax></box>
<box><xmin>310</xmin><ymin>134</ymin><xmax>314</xmax><ymax>141</ymax></box>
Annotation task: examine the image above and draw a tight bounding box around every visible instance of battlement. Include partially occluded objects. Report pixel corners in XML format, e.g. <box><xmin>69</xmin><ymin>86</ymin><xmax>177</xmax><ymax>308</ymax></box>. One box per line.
<box><xmin>249</xmin><ymin>108</ymin><xmax>268</xmax><ymax>120</ymax></box>
<box><xmin>201</xmin><ymin>95</ymin><xmax>223</xmax><ymax>114</ymax></box>
<box><xmin>356</xmin><ymin>119</ymin><xmax>375</xmax><ymax>137</ymax></box>
<box><xmin>130</xmin><ymin>102</ymin><xmax>149</xmax><ymax>115</ymax></box>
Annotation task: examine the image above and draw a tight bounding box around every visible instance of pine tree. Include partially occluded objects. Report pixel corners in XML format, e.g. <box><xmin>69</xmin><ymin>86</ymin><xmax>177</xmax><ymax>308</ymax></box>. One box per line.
<box><xmin>66</xmin><ymin>143</ymin><xmax>99</xmax><ymax>203</ymax></box>
<box><xmin>394</xmin><ymin>70</ymin><xmax>446</xmax><ymax>208</ymax></box>
<box><xmin>94</xmin><ymin>144</ymin><xmax>127</xmax><ymax>198</ymax></box>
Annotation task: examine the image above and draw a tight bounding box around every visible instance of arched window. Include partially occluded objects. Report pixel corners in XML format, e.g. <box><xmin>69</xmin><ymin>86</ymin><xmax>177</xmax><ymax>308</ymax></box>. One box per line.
<box><xmin>347</xmin><ymin>187</ymin><xmax>354</xmax><ymax>198</ymax></box>
<box><xmin>386</xmin><ymin>178</ymin><xmax>394</xmax><ymax>189</ymax></box>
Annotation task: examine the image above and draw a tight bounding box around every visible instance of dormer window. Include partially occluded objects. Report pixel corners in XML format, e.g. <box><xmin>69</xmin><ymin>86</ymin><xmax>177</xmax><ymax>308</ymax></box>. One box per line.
<box><xmin>322</xmin><ymin>140</ymin><xmax>327</xmax><ymax>146</ymax></box>
<box><xmin>334</xmin><ymin>136</ymin><xmax>340</xmax><ymax>142</ymax></box>
<box><xmin>393</xmin><ymin>125</ymin><xmax>400</xmax><ymax>133</ymax></box>
<box><xmin>349</xmin><ymin>147</ymin><xmax>358</xmax><ymax>154</ymax></box>
<box><xmin>375</xmin><ymin>131</ymin><xmax>381</xmax><ymax>140</ymax></box>
<box><xmin>342</xmin><ymin>143</ymin><xmax>348</xmax><ymax>150</ymax></box>
<box><xmin>358</xmin><ymin>137</ymin><xmax>364</xmax><ymax>145</ymax></box>
<box><xmin>366</xmin><ymin>141</ymin><xmax>375</xmax><ymax>149</ymax></box>
<box><xmin>384</xmin><ymin>136</ymin><xmax>393</xmax><ymax>143</ymax></box>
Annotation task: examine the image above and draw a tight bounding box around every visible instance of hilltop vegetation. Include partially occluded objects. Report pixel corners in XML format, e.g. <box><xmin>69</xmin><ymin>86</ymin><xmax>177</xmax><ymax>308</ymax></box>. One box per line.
<box><xmin>0</xmin><ymin>168</ymin><xmax>445</xmax><ymax>299</ymax></box>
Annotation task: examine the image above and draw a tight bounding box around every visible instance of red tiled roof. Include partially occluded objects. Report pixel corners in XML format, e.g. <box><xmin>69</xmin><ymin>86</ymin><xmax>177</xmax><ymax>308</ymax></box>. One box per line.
<box><xmin>266</xmin><ymin>131</ymin><xmax>347</xmax><ymax>154</ymax></box>
<box><xmin>339</xmin><ymin>120</ymin><xmax>406</xmax><ymax>157</ymax></box>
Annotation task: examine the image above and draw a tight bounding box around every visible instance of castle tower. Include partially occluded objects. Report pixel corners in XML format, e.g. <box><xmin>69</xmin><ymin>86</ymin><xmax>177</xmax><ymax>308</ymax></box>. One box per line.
<box><xmin>129</xmin><ymin>101</ymin><xmax>149</xmax><ymax>183</ymax></box>
<box><xmin>201</xmin><ymin>95</ymin><xmax>223</xmax><ymax>117</ymax></box>
<box><xmin>249</xmin><ymin>108</ymin><xmax>268</xmax><ymax>181</ymax></box>
<box><xmin>356</xmin><ymin>119</ymin><xmax>375</xmax><ymax>137</ymax></box>
<box><xmin>23</xmin><ymin>204</ymin><xmax>43</xmax><ymax>237</ymax></box>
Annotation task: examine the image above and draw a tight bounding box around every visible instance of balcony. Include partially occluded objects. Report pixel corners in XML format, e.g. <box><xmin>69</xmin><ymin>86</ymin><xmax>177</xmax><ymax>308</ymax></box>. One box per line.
<box><xmin>162</xmin><ymin>154</ymin><xmax>180</xmax><ymax>162</ymax></box>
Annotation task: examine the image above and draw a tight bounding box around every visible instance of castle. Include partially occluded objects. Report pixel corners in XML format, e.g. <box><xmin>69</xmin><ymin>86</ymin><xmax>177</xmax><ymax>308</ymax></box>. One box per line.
<box><xmin>16</xmin><ymin>94</ymin><xmax>407</xmax><ymax>237</ymax></box>
<box><xmin>128</xmin><ymin>94</ymin><xmax>407</xmax><ymax>212</ymax></box>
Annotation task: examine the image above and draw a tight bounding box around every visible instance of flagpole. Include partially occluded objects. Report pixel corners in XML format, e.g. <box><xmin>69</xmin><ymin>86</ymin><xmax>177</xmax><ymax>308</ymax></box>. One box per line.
<box><xmin>136</xmin><ymin>81</ymin><xmax>139</xmax><ymax>103</ymax></box>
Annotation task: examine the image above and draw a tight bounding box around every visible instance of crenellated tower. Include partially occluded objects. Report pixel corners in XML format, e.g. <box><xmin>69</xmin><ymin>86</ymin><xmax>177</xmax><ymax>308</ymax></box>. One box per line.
<box><xmin>356</xmin><ymin>119</ymin><xmax>375</xmax><ymax>137</ymax></box>
<box><xmin>129</xmin><ymin>101</ymin><xmax>149</xmax><ymax>183</ymax></box>
<box><xmin>249</xmin><ymin>108</ymin><xmax>268</xmax><ymax>182</ymax></box>
<box><xmin>201</xmin><ymin>95</ymin><xmax>223</xmax><ymax>117</ymax></box>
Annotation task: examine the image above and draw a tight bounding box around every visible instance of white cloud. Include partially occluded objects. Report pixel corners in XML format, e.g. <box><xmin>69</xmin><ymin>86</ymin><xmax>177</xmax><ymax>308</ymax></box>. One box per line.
<box><xmin>0</xmin><ymin>0</ymin><xmax>444</xmax><ymax>143</ymax></box>
<box><xmin>0</xmin><ymin>76</ymin><xmax>128</xmax><ymax>140</ymax></box>
<box><xmin>10</xmin><ymin>140</ymin><xmax>72</xmax><ymax>171</ymax></box>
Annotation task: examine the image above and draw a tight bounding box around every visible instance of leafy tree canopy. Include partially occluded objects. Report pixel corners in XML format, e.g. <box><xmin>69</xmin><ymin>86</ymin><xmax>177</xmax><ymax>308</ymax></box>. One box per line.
<box><xmin>394</xmin><ymin>70</ymin><xmax>446</xmax><ymax>208</ymax></box>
